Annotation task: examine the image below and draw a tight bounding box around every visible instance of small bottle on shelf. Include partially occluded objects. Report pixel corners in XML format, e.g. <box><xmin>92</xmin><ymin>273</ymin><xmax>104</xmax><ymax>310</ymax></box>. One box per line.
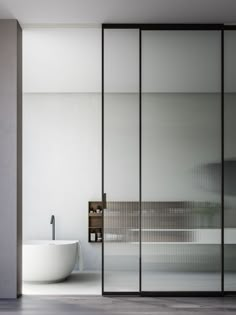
<box><xmin>96</xmin><ymin>205</ymin><xmax>102</xmax><ymax>213</ymax></box>
<box><xmin>97</xmin><ymin>230</ymin><xmax>102</xmax><ymax>242</ymax></box>
<box><xmin>90</xmin><ymin>231</ymin><xmax>96</xmax><ymax>242</ymax></box>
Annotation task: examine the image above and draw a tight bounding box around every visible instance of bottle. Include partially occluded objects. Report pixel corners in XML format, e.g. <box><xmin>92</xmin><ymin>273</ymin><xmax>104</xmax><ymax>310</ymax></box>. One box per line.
<box><xmin>90</xmin><ymin>231</ymin><xmax>96</xmax><ymax>242</ymax></box>
<box><xmin>96</xmin><ymin>205</ymin><xmax>102</xmax><ymax>213</ymax></box>
<box><xmin>97</xmin><ymin>230</ymin><xmax>102</xmax><ymax>242</ymax></box>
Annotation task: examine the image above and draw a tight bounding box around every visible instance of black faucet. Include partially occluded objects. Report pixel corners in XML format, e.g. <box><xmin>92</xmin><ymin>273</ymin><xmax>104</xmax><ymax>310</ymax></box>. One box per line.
<box><xmin>50</xmin><ymin>215</ymin><xmax>55</xmax><ymax>240</ymax></box>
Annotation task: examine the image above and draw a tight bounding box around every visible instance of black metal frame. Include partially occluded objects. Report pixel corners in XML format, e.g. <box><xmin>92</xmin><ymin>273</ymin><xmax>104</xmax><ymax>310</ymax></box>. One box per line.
<box><xmin>221</xmin><ymin>29</ymin><xmax>225</xmax><ymax>294</ymax></box>
<box><xmin>101</xmin><ymin>25</ymin><xmax>104</xmax><ymax>295</ymax></box>
<box><xmin>139</xmin><ymin>27</ymin><xmax>142</xmax><ymax>294</ymax></box>
<box><xmin>101</xmin><ymin>23</ymin><xmax>236</xmax><ymax>297</ymax></box>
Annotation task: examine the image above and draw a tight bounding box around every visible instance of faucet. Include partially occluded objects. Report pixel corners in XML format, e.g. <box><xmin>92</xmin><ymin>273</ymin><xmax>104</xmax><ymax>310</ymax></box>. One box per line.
<box><xmin>50</xmin><ymin>215</ymin><xmax>55</xmax><ymax>240</ymax></box>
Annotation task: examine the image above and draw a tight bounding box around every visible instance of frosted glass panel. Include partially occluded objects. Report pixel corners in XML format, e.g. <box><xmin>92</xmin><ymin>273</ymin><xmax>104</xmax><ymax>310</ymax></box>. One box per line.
<box><xmin>103</xmin><ymin>29</ymin><xmax>139</xmax><ymax>292</ymax></box>
<box><xmin>142</xmin><ymin>31</ymin><xmax>221</xmax><ymax>93</ymax></box>
<box><xmin>141</xmin><ymin>31</ymin><xmax>221</xmax><ymax>292</ymax></box>
<box><xmin>225</xmin><ymin>31</ymin><xmax>236</xmax><ymax>93</ymax></box>
<box><xmin>104</xmin><ymin>29</ymin><xmax>139</xmax><ymax>93</ymax></box>
<box><xmin>224</xmin><ymin>31</ymin><xmax>236</xmax><ymax>291</ymax></box>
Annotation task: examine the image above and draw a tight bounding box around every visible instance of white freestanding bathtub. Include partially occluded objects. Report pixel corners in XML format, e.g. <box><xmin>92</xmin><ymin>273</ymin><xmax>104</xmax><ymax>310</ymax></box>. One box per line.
<box><xmin>23</xmin><ymin>240</ymin><xmax>79</xmax><ymax>282</ymax></box>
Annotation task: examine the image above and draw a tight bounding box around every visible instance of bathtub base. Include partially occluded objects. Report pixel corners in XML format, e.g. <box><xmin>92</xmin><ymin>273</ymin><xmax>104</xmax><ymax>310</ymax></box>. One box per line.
<box><xmin>23</xmin><ymin>276</ymin><xmax>69</xmax><ymax>284</ymax></box>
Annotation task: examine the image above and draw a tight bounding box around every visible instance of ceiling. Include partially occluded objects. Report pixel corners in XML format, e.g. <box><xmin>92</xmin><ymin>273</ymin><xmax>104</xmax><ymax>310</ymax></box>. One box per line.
<box><xmin>0</xmin><ymin>0</ymin><xmax>236</xmax><ymax>27</ymax></box>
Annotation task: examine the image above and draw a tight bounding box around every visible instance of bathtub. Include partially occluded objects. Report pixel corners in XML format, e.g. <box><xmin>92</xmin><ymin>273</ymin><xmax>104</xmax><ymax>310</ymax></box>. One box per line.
<box><xmin>23</xmin><ymin>240</ymin><xmax>79</xmax><ymax>282</ymax></box>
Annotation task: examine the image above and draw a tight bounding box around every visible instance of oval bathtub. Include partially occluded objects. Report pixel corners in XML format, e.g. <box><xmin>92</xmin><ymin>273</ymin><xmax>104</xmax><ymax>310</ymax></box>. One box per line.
<box><xmin>23</xmin><ymin>240</ymin><xmax>78</xmax><ymax>282</ymax></box>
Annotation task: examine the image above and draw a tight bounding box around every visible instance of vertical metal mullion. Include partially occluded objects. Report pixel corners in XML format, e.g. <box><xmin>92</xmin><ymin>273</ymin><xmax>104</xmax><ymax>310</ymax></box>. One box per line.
<box><xmin>139</xmin><ymin>27</ymin><xmax>142</xmax><ymax>294</ymax></box>
<box><xmin>221</xmin><ymin>28</ymin><xmax>225</xmax><ymax>295</ymax></box>
<box><xmin>101</xmin><ymin>25</ymin><xmax>104</xmax><ymax>295</ymax></box>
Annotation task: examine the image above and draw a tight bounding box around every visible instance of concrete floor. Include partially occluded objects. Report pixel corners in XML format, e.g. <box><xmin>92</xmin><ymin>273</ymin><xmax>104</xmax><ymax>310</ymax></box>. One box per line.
<box><xmin>1</xmin><ymin>295</ymin><xmax>236</xmax><ymax>314</ymax></box>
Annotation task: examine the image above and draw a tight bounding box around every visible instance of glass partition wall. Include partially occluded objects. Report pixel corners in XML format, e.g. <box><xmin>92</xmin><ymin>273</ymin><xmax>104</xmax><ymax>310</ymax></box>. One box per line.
<box><xmin>224</xmin><ymin>30</ymin><xmax>236</xmax><ymax>292</ymax></box>
<box><xmin>102</xmin><ymin>24</ymin><xmax>236</xmax><ymax>295</ymax></box>
<box><xmin>141</xmin><ymin>30</ymin><xmax>221</xmax><ymax>292</ymax></box>
<box><xmin>103</xmin><ymin>29</ymin><xmax>140</xmax><ymax>292</ymax></box>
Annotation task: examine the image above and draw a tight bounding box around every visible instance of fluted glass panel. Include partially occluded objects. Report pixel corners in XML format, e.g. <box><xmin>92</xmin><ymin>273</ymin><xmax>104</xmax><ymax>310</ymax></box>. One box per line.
<box><xmin>103</xmin><ymin>29</ymin><xmax>139</xmax><ymax>292</ymax></box>
<box><xmin>224</xmin><ymin>31</ymin><xmax>236</xmax><ymax>291</ymax></box>
<box><xmin>141</xmin><ymin>31</ymin><xmax>221</xmax><ymax>291</ymax></box>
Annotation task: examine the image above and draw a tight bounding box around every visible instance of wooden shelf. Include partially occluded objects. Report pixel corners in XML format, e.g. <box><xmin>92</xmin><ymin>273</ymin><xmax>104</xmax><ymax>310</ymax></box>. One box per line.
<box><xmin>88</xmin><ymin>201</ymin><xmax>103</xmax><ymax>243</ymax></box>
<box><xmin>89</xmin><ymin>226</ymin><xmax>102</xmax><ymax>229</ymax></box>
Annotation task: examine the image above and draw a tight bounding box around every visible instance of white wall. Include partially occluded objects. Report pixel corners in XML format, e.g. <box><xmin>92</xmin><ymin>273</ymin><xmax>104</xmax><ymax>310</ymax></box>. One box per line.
<box><xmin>23</xmin><ymin>28</ymin><xmax>102</xmax><ymax>271</ymax></box>
<box><xmin>23</xmin><ymin>28</ymin><xmax>101</xmax><ymax>93</ymax></box>
<box><xmin>23</xmin><ymin>94</ymin><xmax>101</xmax><ymax>270</ymax></box>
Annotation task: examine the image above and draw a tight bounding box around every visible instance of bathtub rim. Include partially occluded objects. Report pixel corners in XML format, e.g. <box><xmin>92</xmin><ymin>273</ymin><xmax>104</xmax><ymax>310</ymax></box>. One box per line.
<box><xmin>23</xmin><ymin>240</ymin><xmax>79</xmax><ymax>246</ymax></box>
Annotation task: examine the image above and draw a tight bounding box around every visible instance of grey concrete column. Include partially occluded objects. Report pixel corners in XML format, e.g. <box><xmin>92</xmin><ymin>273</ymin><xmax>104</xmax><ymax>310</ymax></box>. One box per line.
<box><xmin>0</xmin><ymin>20</ymin><xmax>22</xmax><ymax>299</ymax></box>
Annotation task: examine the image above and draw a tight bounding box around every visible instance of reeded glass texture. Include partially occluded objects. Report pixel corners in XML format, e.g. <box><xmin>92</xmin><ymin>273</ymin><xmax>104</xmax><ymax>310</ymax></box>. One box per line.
<box><xmin>224</xmin><ymin>31</ymin><xmax>236</xmax><ymax>291</ymax></box>
<box><xmin>141</xmin><ymin>31</ymin><xmax>222</xmax><ymax>291</ymax></box>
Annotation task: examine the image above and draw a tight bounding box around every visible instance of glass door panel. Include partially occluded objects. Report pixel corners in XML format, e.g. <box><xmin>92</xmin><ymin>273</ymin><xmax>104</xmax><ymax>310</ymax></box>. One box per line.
<box><xmin>141</xmin><ymin>30</ymin><xmax>222</xmax><ymax>292</ymax></box>
<box><xmin>224</xmin><ymin>30</ymin><xmax>236</xmax><ymax>291</ymax></box>
<box><xmin>103</xmin><ymin>29</ymin><xmax>140</xmax><ymax>292</ymax></box>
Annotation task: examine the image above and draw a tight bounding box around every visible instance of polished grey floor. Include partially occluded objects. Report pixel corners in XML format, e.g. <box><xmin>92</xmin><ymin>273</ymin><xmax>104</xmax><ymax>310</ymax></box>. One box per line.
<box><xmin>1</xmin><ymin>295</ymin><xmax>236</xmax><ymax>314</ymax></box>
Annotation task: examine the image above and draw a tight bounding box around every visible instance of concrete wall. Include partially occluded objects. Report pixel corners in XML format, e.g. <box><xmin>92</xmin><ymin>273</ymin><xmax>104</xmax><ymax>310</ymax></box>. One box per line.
<box><xmin>0</xmin><ymin>20</ymin><xmax>22</xmax><ymax>299</ymax></box>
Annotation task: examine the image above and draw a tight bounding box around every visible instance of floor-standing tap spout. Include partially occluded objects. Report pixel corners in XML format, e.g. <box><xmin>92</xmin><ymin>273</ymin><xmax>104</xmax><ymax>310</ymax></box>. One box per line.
<box><xmin>50</xmin><ymin>215</ymin><xmax>55</xmax><ymax>240</ymax></box>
